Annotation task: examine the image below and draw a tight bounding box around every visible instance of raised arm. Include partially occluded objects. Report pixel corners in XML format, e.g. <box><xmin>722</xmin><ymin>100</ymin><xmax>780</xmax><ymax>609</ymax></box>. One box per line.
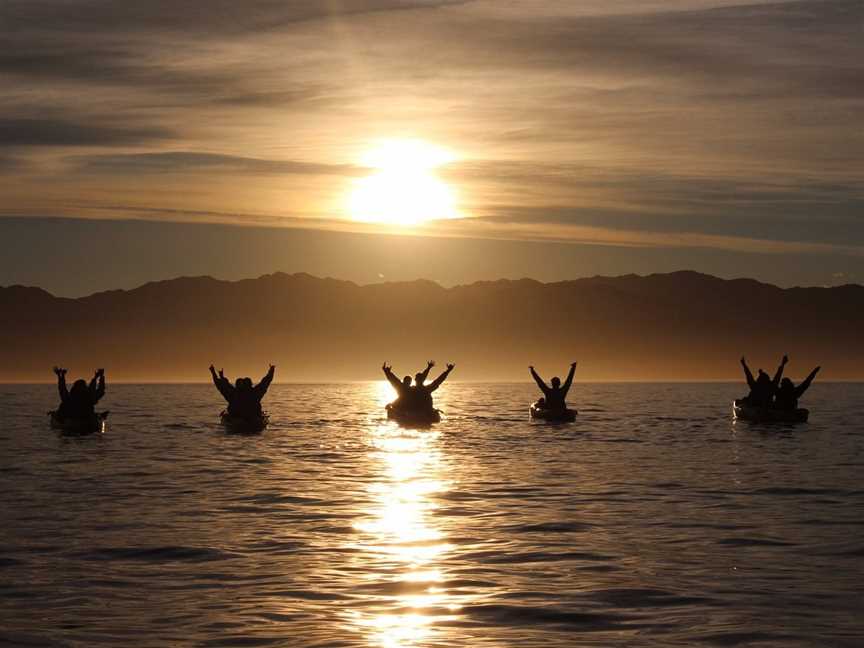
<box><xmin>740</xmin><ymin>357</ymin><xmax>756</xmax><ymax>389</ymax></box>
<box><xmin>771</xmin><ymin>355</ymin><xmax>788</xmax><ymax>389</ymax></box>
<box><xmin>529</xmin><ymin>366</ymin><xmax>550</xmax><ymax>396</ymax></box>
<box><xmin>428</xmin><ymin>364</ymin><xmax>454</xmax><ymax>392</ymax></box>
<box><xmin>90</xmin><ymin>369</ymin><xmax>106</xmax><ymax>403</ymax></box>
<box><xmin>382</xmin><ymin>363</ymin><xmax>404</xmax><ymax>393</ymax></box>
<box><xmin>561</xmin><ymin>362</ymin><xmax>577</xmax><ymax>396</ymax></box>
<box><xmin>54</xmin><ymin>366</ymin><xmax>69</xmax><ymax>402</ymax></box>
<box><xmin>795</xmin><ymin>366</ymin><xmax>820</xmax><ymax>398</ymax></box>
<box><xmin>210</xmin><ymin>365</ymin><xmax>233</xmax><ymax>401</ymax></box>
<box><xmin>254</xmin><ymin>365</ymin><xmax>276</xmax><ymax>397</ymax></box>
<box><xmin>418</xmin><ymin>360</ymin><xmax>435</xmax><ymax>384</ymax></box>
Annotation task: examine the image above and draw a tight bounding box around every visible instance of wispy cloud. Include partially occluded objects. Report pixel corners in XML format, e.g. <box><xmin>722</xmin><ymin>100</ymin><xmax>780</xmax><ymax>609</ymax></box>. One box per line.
<box><xmin>69</xmin><ymin>152</ymin><xmax>366</xmax><ymax>176</ymax></box>
<box><xmin>0</xmin><ymin>118</ymin><xmax>171</xmax><ymax>147</ymax></box>
<box><xmin>0</xmin><ymin>0</ymin><xmax>861</xmax><ymax>262</ymax></box>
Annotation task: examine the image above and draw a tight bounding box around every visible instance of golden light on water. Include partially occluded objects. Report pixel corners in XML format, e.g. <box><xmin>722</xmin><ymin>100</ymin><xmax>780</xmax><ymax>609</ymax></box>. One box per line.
<box><xmin>350</xmin><ymin>388</ymin><xmax>461</xmax><ymax>647</ymax></box>
<box><xmin>347</xmin><ymin>140</ymin><xmax>460</xmax><ymax>226</ymax></box>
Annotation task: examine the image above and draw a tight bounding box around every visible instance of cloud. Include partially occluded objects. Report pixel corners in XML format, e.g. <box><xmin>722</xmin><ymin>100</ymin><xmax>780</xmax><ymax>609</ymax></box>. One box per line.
<box><xmin>0</xmin><ymin>0</ymin><xmax>861</xmax><ymax>262</ymax></box>
<box><xmin>0</xmin><ymin>118</ymin><xmax>171</xmax><ymax>147</ymax></box>
<box><xmin>69</xmin><ymin>152</ymin><xmax>367</xmax><ymax>176</ymax></box>
<box><xmin>2</xmin><ymin>0</ymin><xmax>469</xmax><ymax>36</ymax></box>
<box><xmin>0</xmin><ymin>155</ymin><xmax>25</xmax><ymax>171</ymax></box>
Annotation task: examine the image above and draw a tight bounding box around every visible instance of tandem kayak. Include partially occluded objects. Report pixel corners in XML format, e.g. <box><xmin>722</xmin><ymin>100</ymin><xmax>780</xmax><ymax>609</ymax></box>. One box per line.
<box><xmin>49</xmin><ymin>410</ymin><xmax>108</xmax><ymax>435</ymax></box>
<box><xmin>220</xmin><ymin>411</ymin><xmax>269</xmax><ymax>433</ymax></box>
<box><xmin>386</xmin><ymin>403</ymin><xmax>441</xmax><ymax>426</ymax></box>
<box><xmin>732</xmin><ymin>400</ymin><xmax>809</xmax><ymax>424</ymax></box>
<box><xmin>529</xmin><ymin>404</ymin><xmax>577</xmax><ymax>423</ymax></box>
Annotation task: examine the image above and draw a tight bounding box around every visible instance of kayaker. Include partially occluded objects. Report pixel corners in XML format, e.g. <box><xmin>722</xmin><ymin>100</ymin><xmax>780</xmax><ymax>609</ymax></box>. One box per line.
<box><xmin>773</xmin><ymin>366</ymin><xmax>820</xmax><ymax>410</ymax></box>
<box><xmin>54</xmin><ymin>366</ymin><xmax>105</xmax><ymax>420</ymax></box>
<box><xmin>529</xmin><ymin>362</ymin><xmax>577</xmax><ymax>411</ymax></box>
<box><xmin>210</xmin><ymin>364</ymin><xmax>275</xmax><ymax>419</ymax></box>
<box><xmin>740</xmin><ymin>355</ymin><xmax>786</xmax><ymax>407</ymax></box>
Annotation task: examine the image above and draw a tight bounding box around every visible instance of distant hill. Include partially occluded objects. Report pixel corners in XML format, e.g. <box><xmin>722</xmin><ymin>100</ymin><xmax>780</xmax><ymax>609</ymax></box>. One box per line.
<box><xmin>1</xmin><ymin>271</ymin><xmax>861</xmax><ymax>381</ymax></box>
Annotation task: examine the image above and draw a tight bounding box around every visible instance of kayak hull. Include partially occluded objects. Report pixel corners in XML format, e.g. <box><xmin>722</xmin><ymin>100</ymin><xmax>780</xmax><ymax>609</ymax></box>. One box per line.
<box><xmin>530</xmin><ymin>405</ymin><xmax>577</xmax><ymax>422</ymax></box>
<box><xmin>220</xmin><ymin>411</ymin><xmax>269</xmax><ymax>433</ymax></box>
<box><xmin>49</xmin><ymin>410</ymin><xmax>108</xmax><ymax>435</ymax></box>
<box><xmin>732</xmin><ymin>401</ymin><xmax>809</xmax><ymax>423</ymax></box>
<box><xmin>386</xmin><ymin>404</ymin><xmax>441</xmax><ymax>426</ymax></box>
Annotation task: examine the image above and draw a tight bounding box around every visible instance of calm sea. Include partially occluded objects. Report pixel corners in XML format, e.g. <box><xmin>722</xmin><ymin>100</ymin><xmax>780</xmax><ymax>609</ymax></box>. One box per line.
<box><xmin>0</xmin><ymin>382</ymin><xmax>862</xmax><ymax>647</ymax></box>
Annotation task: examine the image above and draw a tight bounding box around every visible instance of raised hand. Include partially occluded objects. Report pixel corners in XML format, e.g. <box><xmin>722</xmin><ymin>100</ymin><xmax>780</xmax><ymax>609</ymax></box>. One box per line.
<box><xmin>382</xmin><ymin>362</ymin><xmax>391</xmax><ymax>372</ymax></box>
<box><xmin>571</xmin><ymin>361</ymin><xmax>578</xmax><ymax>368</ymax></box>
<box><xmin>528</xmin><ymin>365</ymin><xmax>534</xmax><ymax>371</ymax></box>
<box><xmin>446</xmin><ymin>363</ymin><xmax>455</xmax><ymax>371</ymax></box>
<box><xmin>209</xmin><ymin>364</ymin><xmax>215</xmax><ymax>373</ymax></box>
<box><xmin>96</xmin><ymin>368</ymin><xmax>105</xmax><ymax>377</ymax></box>
<box><xmin>218</xmin><ymin>369</ymin><xmax>225</xmax><ymax>379</ymax></box>
<box><xmin>269</xmin><ymin>364</ymin><xmax>276</xmax><ymax>372</ymax></box>
<box><xmin>427</xmin><ymin>360</ymin><xmax>435</xmax><ymax>368</ymax></box>
<box><xmin>53</xmin><ymin>366</ymin><xmax>66</xmax><ymax>376</ymax></box>
<box><xmin>740</xmin><ymin>356</ymin><xmax>746</xmax><ymax>365</ymax></box>
<box><xmin>782</xmin><ymin>355</ymin><xmax>788</xmax><ymax>365</ymax></box>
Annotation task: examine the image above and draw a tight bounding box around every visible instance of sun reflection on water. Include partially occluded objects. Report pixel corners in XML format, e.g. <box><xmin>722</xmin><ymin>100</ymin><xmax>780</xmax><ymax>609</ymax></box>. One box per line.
<box><xmin>349</xmin><ymin>392</ymin><xmax>461</xmax><ymax>647</ymax></box>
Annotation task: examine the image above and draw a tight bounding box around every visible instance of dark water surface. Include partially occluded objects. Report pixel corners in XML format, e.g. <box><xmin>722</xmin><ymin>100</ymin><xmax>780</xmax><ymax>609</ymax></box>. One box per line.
<box><xmin>1</xmin><ymin>383</ymin><xmax>862</xmax><ymax>647</ymax></box>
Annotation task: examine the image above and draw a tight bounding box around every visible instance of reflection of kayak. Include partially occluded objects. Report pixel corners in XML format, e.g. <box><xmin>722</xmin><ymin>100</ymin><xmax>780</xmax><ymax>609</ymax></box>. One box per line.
<box><xmin>49</xmin><ymin>410</ymin><xmax>108</xmax><ymax>435</ymax></box>
<box><xmin>529</xmin><ymin>404</ymin><xmax>577</xmax><ymax>422</ymax></box>
<box><xmin>732</xmin><ymin>400</ymin><xmax>809</xmax><ymax>423</ymax></box>
<box><xmin>220</xmin><ymin>411</ymin><xmax>269</xmax><ymax>433</ymax></box>
<box><xmin>386</xmin><ymin>403</ymin><xmax>441</xmax><ymax>426</ymax></box>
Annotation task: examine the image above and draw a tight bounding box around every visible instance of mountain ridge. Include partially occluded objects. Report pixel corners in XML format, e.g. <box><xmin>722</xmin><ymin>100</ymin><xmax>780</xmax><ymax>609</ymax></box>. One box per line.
<box><xmin>2</xmin><ymin>271</ymin><xmax>861</xmax><ymax>382</ymax></box>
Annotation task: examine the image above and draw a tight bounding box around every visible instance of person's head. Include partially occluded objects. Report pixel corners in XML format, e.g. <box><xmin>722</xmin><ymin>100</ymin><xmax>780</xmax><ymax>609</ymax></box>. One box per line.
<box><xmin>551</xmin><ymin>376</ymin><xmax>561</xmax><ymax>389</ymax></box>
<box><xmin>415</xmin><ymin>372</ymin><xmax>426</xmax><ymax>386</ymax></box>
<box><xmin>780</xmin><ymin>377</ymin><xmax>793</xmax><ymax>390</ymax></box>
<box><xmin>70</xmin><ymin>379</ymin><xmax>88</xmax><ymax>396</ymax></box>
<box><xmin>235</xmin><ymin>378</ymin><xmax>244</xmax><ymax>390</ymax></box>
<box><xmin>242</xmin><ymin>377</ymin><xmax>253</xmax><ymax>390</ymax></box>
<box><xmin>756</xmin><ymin>369</ymin><xmax>769</xmax><ymax>382</ymax></box>
<box><xmin>402</xmin><ymin>376</ymin><xmax>412</xmax><ymax>387</ymax></box>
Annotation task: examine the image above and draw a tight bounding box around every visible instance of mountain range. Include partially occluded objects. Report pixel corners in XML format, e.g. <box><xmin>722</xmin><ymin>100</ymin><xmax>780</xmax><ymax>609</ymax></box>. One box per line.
<box><xmin>2</xmin><ymin>271</ymin><xmax>861</xmax><ymax>381</ymax></box>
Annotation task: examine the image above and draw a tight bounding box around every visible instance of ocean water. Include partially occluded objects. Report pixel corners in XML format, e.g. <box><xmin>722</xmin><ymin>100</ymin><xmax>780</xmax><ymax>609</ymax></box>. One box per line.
<box><xmin>0</xmin><ymin>382</ymin><xmax>862</xmax><ymax>648</ymax></box>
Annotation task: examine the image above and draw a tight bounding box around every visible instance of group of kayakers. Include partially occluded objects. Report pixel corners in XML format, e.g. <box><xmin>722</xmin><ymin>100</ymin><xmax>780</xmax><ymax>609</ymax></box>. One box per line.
<box><xmin>48</xmin><ymin>354</ymin><xmax>821</xmax><ymax>432</ymax></box>
<box><xmin>382</xmin><ymin>361</ymin><xmax>455</xmax><ymax>422</ymax></box>
<box><xmin>739</xmin><ymin>355</ymin><xmax>820</xmax><ymax>411</ymax></box>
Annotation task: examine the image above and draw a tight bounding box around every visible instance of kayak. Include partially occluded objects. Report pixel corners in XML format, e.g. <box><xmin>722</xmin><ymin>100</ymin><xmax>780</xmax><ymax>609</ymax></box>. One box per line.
<box><xmin>529</xmin><ymin>404</ymin><xmax>577</xmax><ymax>422</ymax></box>
<box><xmin>220</xmin><ymin>411</ymin><xmax>269</xmax><ymax>433</ymax></box>
<box><xmin>49</xmin><ymin>410</ymin><xmax>108</xmax><ymax>435</ymax></box>
<box><xmin>386</xmin><ymin>403</ymin><xmax>441</xmax><ymax>426</ymax></box>
<box><xmin>732</xmin><ymin>400</ymin><xmax>809</xmax><ymax>423</ymax></box>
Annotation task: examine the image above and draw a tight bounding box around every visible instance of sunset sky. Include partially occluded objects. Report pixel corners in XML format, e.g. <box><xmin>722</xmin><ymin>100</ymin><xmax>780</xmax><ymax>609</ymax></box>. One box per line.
<box><xmin>2</xmin><ymin>0</ymin><xmax>862</xmax><ymax>295</ymax></box>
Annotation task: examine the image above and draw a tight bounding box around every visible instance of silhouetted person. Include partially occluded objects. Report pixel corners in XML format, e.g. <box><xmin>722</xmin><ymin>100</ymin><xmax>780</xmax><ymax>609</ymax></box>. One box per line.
<box><xmin>210</xmin><ymin>364</ymin><xmax>275</xmax><ymax>419</ymax></box>
<box><xmin>740</xmin><ymin>355</ymin><xmax>786</xmax><ymax>407</ymax></box>
<box><xmin>530</xmin><ymin>362</ymin><xmax>577</xmax><ymax>411</ymax></box>
<box><xmin>412</xmin><ymin>362</ymin><xmax>455</xmax><ymax>411</ymax></box>
<box><xmin>382</xmin><ymin>362</ymin><xmax>414</xmax><ymax>410</ymax></box>
<box><xmin>774</xmin><ymin>366</ymin><xmax>820</xmax><ymax>410</ymax></box>
<box><xmin>54</xmin><ymin>366</ymin><xmax>105</xmax><ymax>420</ymax></box>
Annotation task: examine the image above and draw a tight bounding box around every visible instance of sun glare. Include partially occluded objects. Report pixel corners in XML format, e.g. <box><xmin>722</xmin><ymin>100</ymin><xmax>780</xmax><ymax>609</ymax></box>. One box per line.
<box><xmin>348</xmin><ymin>140</ymin><xmax>459</xmax><ymax>226</ymax></box>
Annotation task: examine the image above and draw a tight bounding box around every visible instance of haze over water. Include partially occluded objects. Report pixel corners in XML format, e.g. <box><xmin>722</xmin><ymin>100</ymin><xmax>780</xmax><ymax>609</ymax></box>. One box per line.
<box><xmin>1</xmin><ymin>382</ymin><xmax>862</xmax><ymax>647</ymax></box>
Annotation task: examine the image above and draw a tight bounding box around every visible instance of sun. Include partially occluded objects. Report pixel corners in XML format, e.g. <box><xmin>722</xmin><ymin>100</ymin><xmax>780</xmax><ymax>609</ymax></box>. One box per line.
<box><xmin>347</xmin><ymin>140</ymin><xmax>459</xmax><ymax>226</ymax></box>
